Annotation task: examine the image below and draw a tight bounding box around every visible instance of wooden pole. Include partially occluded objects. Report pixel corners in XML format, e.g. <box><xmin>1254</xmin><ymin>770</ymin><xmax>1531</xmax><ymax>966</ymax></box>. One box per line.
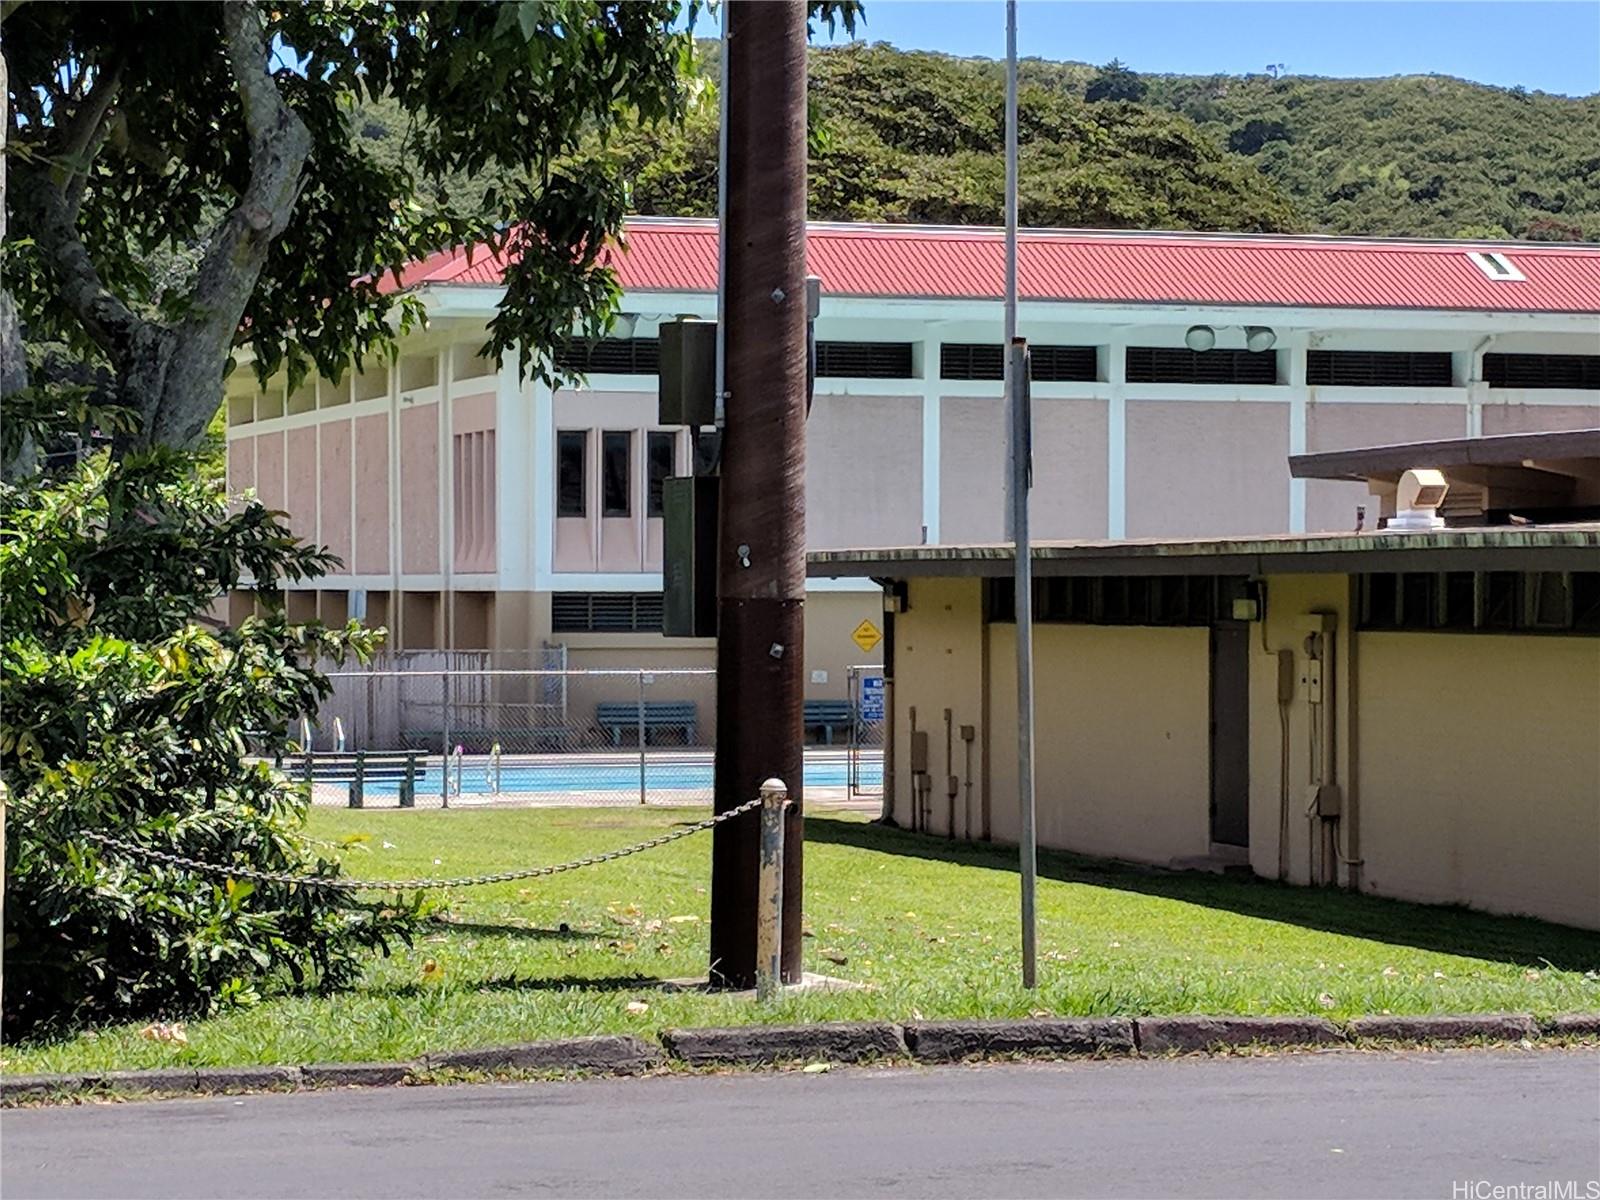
<box><xmin>709</xmin><ymin>0</ymin><xmax>809</xmax><ymax>989</ymax></box>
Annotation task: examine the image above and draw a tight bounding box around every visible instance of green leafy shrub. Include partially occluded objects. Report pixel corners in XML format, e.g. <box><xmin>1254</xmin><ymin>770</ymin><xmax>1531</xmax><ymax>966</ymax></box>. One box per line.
<box><xmin>1</xmin><ymin>450</ymin><xmax>416</xmax><ymax>1037</ymax></box>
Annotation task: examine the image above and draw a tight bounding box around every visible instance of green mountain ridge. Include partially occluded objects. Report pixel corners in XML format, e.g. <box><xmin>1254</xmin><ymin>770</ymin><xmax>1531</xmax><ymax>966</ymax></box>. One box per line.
<box><xmin>356</xmin><ymin>41</ymin><xmax>1600</xmax><ymax>242</ymax></box>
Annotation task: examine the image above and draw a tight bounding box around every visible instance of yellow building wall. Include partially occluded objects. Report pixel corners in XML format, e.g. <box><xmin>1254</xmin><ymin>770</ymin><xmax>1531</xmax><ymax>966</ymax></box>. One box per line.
<box><xmin>988</xmin><ymin>623</ymin><xmax>1212</xmax><ymax>866</ymax></box>
<box><xmin>892</xmin><ymin>578</ymin><xmax>988</xmax><ymax>832</ymax></box>
<box><xmin>1246</xmin><ymin>575</ymin><xmax>1355</xmax><ymax>887</ymax></box>
<box><xmin>1356</xmin><ymin>632</ymin><xmax>1600</xmax><ymax>930</ymax></box>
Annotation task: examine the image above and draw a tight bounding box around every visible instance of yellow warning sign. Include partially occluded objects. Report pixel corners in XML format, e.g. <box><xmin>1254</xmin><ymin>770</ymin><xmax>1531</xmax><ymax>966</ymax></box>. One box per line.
<box><xmin>851</xmin><ymin>619</ymin><xmax>883</xmax><ymax>654</ymax></box>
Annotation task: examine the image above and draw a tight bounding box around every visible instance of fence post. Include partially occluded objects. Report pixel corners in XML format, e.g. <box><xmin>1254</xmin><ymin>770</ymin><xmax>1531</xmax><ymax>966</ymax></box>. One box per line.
<box><xmin>401</xmin><ymin>753</ymin><xmax>416</xmax><ymax>808</ymax></box>
<box><xmin>351</xmin><ymin>751</ymin><xmax>366</xmax><ymax>809</ymax></box>
<box><xmin>756</xmin><ymin>778</ymin><xmax>788</xmax><ymax>1002</ymax></box>
<box><xmin>441</xmin><ymin>662</ymin><xmax>452</xmax><ymax>809</ymax></box>
<box><xmin>637</xmin><ymin>671</ymin><xmax>648</xmax><ymax>806</ymax></box>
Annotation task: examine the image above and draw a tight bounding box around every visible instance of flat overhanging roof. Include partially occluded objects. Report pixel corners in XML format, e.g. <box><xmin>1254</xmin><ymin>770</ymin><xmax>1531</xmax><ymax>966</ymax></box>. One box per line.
<box><xmin>1289</xmin><ymin>428</ymin><xmax>1600</xmax><ymax>484</ymax></box>
<box><xmin>807</xmin><ymin>524</ymin><xmax>1600</xmax><ymax>580</ymax></box>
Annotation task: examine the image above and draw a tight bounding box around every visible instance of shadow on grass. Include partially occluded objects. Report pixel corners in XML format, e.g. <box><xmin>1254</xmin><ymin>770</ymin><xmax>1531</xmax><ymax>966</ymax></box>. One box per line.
<box><xmin>805</xmin><ymin>816</ymin><xmax>1600</xmax><ymax>973</ymax></box>
<box><xmin>373</xmin><ymin>973</ymin><xmax>662</xmax><ymax>1000</ymax></box>
<box><xmin>424</xmin><ymin>919</ymin><xmax>585</xmax><ymax>942</ymax></box>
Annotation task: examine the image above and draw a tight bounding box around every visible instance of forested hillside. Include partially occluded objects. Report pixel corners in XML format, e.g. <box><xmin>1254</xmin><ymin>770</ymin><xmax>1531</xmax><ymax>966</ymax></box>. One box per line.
<box><xmin>355</xmin><ymin>41</ymin><xmax>1599</xmax><ymax>240</ymax></box>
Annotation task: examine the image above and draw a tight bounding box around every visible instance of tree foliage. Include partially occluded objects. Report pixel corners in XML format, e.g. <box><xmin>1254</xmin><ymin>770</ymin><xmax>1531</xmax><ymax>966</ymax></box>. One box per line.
<box><xmin>2</xmin><ymin>0</ymin><xmax>705</xmax><ymax>459</ymax></box>
<box><xmin>1</xmin><ymin>449</ymin><xmax>416</xmax><ymax>1036</ymax></box>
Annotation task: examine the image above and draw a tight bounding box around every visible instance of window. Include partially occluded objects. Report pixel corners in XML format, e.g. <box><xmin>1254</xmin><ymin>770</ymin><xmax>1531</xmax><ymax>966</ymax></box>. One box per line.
<box><xmin>814</xmin><ymin>341</ymin><xmax>915</xmax><ymax>379</ymax></box>
<box><xmin>1358</xmin><ymin>571</ymin><xmax>1599</xmax><ymax>635</ymax></box>
<box><xmin>1483</xmin><ymin>353</ymin><xmax>1600</xmax><ymax>390</ymax></box>
<box><xmin>602</xmin><ymin>431</ymin><xmax>632</xmax><ymax>518</ymax></box>
<box><xmin>551</xmin><ymin>592</ymin><xmax>665</xmax><ymax>633</ymax></box>
<box><xmin>986</xmin><ymin>575</ymin><xmax>1235</xmax><ymax>626</ymax></box>
<box><xmin>1306</xmin><ymin>350</ymin><xmax>1453</xmax><ymax>388</ymax></box>
<box><xmin>647</xmin><ymin>431</ymin><xmax>676</xmax><ymax>518</ymax></box>
<box><xmin>940</xmin><ymin>344</ymin><xmax>1098</xmax><ymax>382</ymax></box>
<box><xmin>553</xmin><ymin>337</ymin><xmax>660</xmax><ymax>376</ymax></box>
<box><xmin>556</xmin><ymin>430</ymin><xmax>587</xmax><ymax>518</ymax></box>
<box><xmin>1467</xmin><ymin>251</ymin><xmax>1526</xmax><ymax>282</ymax></box>
<box><xmin>1125</xmin><ymin>347</ymin><xmax>1278</xmax><ymax>385</ymax></box>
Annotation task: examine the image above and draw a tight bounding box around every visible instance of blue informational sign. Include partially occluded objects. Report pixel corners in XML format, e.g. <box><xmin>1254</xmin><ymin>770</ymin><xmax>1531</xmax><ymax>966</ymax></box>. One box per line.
<box><xmin>859</xmin><ymin>675</ymin><xmax>886</xmax><ymax>722</ymax></box>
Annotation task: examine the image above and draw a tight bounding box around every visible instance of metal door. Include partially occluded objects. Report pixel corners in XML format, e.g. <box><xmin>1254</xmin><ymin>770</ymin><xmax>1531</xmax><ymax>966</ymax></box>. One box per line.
<box><xmin>1209</xmin><ymin>622</ymin><xmax>1251</xmax><ymax>847</ymax></box>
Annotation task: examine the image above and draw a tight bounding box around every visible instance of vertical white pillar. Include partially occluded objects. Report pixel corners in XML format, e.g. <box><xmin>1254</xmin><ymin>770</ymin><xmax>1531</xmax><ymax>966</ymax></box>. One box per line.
<box><xmin>530</xmin><ymin>373</ymin><xmax>555</xmax><ymax>590</ymax></box>
<box><xmin>1287</xmin><ymin>332</ymin><xmax>1309</xmax><ymax>534</ymax></box>
<box><xmin>1106</xmin><ymin>331</ymin><xmax>1127</xmax><ymax>539</ymax></box>
<box><xmin>920</xmin><ymin>334</ymin><xmax>943</xmax><ymax>544</ymax></box>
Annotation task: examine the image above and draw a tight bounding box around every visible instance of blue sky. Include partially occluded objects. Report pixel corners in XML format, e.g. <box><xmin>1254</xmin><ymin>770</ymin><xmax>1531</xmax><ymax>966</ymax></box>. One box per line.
<box><xmin>805</xmin><ymin>1</ymin><xmax>1600</xmax><ymax>97</ymax></box>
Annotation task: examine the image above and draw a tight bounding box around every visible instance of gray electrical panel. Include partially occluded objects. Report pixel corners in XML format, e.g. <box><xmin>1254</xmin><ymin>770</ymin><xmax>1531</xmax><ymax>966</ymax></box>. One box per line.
<box><xmin>663</xmin><ymin>475</ymin><xmax>719</xmax><ymax>637</ymax></box>
<box><xmin>659</xmin><ymin>319</ymin><xmax>717</xmax><ymax>427</ymax></box>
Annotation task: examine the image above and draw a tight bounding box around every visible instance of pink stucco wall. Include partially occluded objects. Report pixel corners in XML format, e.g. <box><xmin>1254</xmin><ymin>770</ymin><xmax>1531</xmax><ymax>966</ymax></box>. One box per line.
<box><xmin>353</xmin><ymin>413</ymin><xmax>390</xmax><ymax>575</ymax></box>
<box><xmin>227</xmin><ymin>437</ymin><xmax>255</xmax><ymax>500</ymax></box>
<box><xmin>807</xmin><ymin>395</ymin><xmax>922</xmax><ymax>549</ymax></box>
<box><xmin>319</xmin><ymin>419</ymin><xmax>353</xmax><ymax>571</ymax></box>
<box><xmin>400</xmin><ymin>403</ymin><xmax>440</xmax><ymax>574</ymax></box>
<box><xmin>1304</xmin><ymin>402</ymin><xmax>1467</xmax><ymax>532</ymax></box>
<box><xmin>285</xmin><ymin>426</ymin><xmax>318</xmax><ymax>545</ymax></box>
<box><xmin>1030</xmin><ymin>398</ymin><xmax>1110</xmax><ymax>540</ymax></box>
<box><xmin>1481</xmin><ymin>402</ymin><xmax>1600</xmax><ymax>434</ymax></box>
<box><xmin>255</xmin><ymin>431</ymin><xmax>285</xmax><ymax>514</ymax></box>
<box><xmin>939</xmin><ymin>397</ymin><xmax>1004</xmax><ymax>543</ymax></box>
<box><xmin>1125</xmin><ymin>400</ymin><xmax>1290</xmax><ymax>538</ymax></box>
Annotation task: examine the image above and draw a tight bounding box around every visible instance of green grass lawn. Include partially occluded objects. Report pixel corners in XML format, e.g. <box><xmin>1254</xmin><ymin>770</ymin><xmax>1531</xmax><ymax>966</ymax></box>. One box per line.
<box><xmin>6</xmin><ymin>807</ymin><xmax>1599</xmax><ymax>1074</ymax></box>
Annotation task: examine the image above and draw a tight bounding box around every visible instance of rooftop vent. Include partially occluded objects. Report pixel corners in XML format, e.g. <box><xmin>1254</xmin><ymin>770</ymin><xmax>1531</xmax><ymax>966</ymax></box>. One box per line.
<box><xmin>1388</xmin><ymin>468</ymin><xmax>1449</xmax><ymax>532</ymax></box>
<box><xmin>1468</xmin><ymin>251</ymin><xmax>1525</xmax><ymax>282</ymax></box>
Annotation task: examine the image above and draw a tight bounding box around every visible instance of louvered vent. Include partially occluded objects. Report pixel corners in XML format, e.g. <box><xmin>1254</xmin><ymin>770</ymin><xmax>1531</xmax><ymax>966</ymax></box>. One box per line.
<box><xmin>1307</xmin><ymin>350</ymin><xmax>1453</xmax><ymax>387</ymax></box>
<box><xmin>1126</xmin><ymin>347</ymin><xmax>1278</xmax><ymax>385</ymax></box>
<box><xmin>941</xmin><ymin>344</ymin><xmax>1097</xmax><ymax>382</ymax></box>
<box><xmin>551</xmin><ymin>593</ymin><xmax>665</xmax><ymax>633</ymax></box>
<box><xmin>814</xmin><ymin>341</ymin><xmax>915</xmax><ymax>379</ymax></box>
<box><xmin>1483</xmin><ymin>353</ymin><xmax>1600</xmax><ymax>390</ymax></box>
<box><xmin>553</xmin><ymin>338</ymin><xmax>661</xmax><ymax>376</ymax></box>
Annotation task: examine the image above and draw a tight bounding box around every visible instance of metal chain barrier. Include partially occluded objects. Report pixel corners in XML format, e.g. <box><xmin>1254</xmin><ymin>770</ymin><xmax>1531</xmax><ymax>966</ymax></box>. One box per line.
<box><xmin>78</xmin><ymin>795</ymin><xmax>764</xmax><ymax>892</ymax></box>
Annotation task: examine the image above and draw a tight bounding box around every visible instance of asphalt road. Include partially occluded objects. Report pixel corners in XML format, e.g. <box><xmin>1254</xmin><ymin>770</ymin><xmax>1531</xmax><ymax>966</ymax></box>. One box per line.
<box><xmin>5</xmin><ymin>1049</ymin><xmax>1598</xmax><ymax>1199</ymax></box>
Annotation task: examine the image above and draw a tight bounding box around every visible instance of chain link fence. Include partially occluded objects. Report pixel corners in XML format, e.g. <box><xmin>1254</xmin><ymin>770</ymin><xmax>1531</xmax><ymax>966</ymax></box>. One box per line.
<box><xmin>279</xmin><ymin>654</ymin><xmax>884</xmax><ymax>810</ymax></box>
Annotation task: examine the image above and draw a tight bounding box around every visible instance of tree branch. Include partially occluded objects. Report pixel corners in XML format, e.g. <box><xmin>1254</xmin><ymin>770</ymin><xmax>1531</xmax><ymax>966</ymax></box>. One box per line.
<box><xmin>145</xmin><ymin>0</ymin><xmax>311</xmax><ymax>447</ymax></box>
<box><xmin>55</xmin><ymin>55</ymin><xmax>125</xmax><ymax>222</ymax></box>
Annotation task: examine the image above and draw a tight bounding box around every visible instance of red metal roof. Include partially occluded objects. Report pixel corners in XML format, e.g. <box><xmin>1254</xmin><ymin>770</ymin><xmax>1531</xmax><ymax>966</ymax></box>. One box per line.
<box><xmin>391</xmin><ymin>219</ymin><xmax>1600</xmax><ymax>314</ymax></box>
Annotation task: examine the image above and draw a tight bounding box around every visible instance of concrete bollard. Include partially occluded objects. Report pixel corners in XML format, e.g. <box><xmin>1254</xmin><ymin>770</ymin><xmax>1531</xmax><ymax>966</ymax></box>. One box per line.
<box><xmin>756</xmin><ymin>779</ymin><xmax>789</xmax><ymax>1002</ymax></box>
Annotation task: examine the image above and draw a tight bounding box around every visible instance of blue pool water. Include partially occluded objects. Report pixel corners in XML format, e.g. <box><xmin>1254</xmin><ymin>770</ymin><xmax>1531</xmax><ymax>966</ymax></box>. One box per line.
<box><xmin>354</xmin><ymin>755</ymin><xmax>882</xmax><ymax>796</ymax></box>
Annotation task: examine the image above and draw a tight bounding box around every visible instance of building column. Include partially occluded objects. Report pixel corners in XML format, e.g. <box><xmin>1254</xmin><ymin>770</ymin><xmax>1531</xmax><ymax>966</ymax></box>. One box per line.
<box><xmin>1287</xmin><ymin>331</ymin><xmax>1309</xmax><ymax>534</ymax></box>
<box><xmin>1105</xmin><ymin>332</ymin><xmax>1127</xmax><ymax>539</ymax></box>
<box><xmin>529</xmin><ymin>372</ymin><xmax>555</xmax><ymax>590</ymax></box>
<box><xmin>920</xmin><ymin>333</ymin><xmax>943</xmax><ymax>544</ymax></box>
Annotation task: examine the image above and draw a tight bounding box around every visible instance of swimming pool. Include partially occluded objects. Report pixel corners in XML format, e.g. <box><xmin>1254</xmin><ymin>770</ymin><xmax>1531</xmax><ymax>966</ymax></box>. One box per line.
<box><xmin>330</xmin><ymin>751</ymin><xmax>883</xmax><ymax>798</ymax></box>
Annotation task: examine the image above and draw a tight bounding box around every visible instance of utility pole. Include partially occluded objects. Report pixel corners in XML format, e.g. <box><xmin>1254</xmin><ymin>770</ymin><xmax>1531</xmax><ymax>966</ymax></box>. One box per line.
<box><xmin>1002</xmin><ymin>0</ymin><xmax>1040</xmax><ymax>990</ymax></box>
<box><xmin>709</xmin><ymin>0</ymin><xmax>809</xmax><ymax>990</ymax></box>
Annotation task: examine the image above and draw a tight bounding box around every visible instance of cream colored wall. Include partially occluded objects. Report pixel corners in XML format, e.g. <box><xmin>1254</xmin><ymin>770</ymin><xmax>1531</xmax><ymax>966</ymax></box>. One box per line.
<box><xmin>1245</xmin><ymin>574</ymin><xmax>1355</xmax><ymax>887</ymax></box>
<box><xmin>891</xmin><ymin>578</ymin><xmax>988</xmax><ymax>832</ymax></box>
<box><xmin>988</xmin><ymin>623</ymin><xmax>1212</xmax><ymax>866</ymax></box>
<box><xmin>1356</xmin><ymin>633</ymin><xmax>1600</xmax><ymax>930</ymax></box>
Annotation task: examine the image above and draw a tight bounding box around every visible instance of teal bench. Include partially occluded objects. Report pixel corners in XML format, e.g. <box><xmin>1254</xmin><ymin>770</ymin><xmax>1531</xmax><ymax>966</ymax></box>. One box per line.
<box><xmin>596</xmin><ymin>701</ymin><xmax>697</xmax><ymax>746</ymax></box>
<box><xmin>804</xmin><ymin>699</ymin><xmax>859</xmax><ymax>745</ymax></box>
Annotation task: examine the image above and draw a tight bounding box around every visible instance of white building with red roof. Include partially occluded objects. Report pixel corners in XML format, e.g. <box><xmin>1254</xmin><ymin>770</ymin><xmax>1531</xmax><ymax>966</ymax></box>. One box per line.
<box><xmin>224</xmin><ymin>219</ymin><xmax>1599</xmax><ymax>695</ymax></box>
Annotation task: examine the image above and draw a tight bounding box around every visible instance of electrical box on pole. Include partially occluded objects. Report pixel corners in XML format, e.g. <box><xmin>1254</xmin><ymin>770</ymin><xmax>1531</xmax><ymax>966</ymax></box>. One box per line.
<box><xmin>659</xmin><ymin>319</ymin><xmax>719</xmax><ymax>427</ymax></box>
<box><xmin>662</xmin><ymin>475</ymin><xmax>719</xmax><ymax>638</ymax></box>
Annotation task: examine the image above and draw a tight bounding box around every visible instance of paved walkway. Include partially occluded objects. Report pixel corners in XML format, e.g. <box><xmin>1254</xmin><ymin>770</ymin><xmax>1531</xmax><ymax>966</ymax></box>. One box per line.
<box><xmin>5</xmin><ymin>1049</ymin><xmax>1597</xmax><ymax>1198</ymax></box>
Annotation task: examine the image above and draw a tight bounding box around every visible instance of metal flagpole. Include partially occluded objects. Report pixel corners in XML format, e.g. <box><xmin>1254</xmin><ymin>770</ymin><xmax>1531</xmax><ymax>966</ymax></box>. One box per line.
<box><xmin>1003</xmin><ymin>0</ymin><xmax>1039</xmax><ymax>989</ymax></box>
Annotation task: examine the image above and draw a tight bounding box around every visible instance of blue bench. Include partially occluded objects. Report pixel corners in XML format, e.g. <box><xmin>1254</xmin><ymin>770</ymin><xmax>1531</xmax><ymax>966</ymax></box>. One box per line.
<box><xmin>279</xmin><ymin>750</ymin><xmax>423</xmax><ymax>808</ymax></box>
<box><xmin>596</xmin><ymin>701</ymin><xmax>698</xmax><ymax>747</ymax></box>
<box><xmin>804</xmin><ymin>699</ymin><xmax>859</xmax><ymax>745</ymax></box>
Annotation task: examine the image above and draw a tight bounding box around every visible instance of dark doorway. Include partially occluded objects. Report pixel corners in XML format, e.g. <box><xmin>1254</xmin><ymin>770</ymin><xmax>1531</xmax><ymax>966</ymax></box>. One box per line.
<box><xmin>1209</xmin><ymin>622</ymin><xmax>1251</xmax><ymax>847</ymax></box>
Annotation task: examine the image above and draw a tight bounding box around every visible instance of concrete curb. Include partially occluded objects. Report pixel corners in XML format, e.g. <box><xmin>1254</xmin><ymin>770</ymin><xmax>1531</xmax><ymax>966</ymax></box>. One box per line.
<box><xmin>904</xmin><ymin>1018</ymin><xmax>1136</xmax><ymax>1062</ymax></box>
<box><xmin>1346</xmin><ymin>1013</ymin><xmax>1539</xmax><ymax>1043</ymax></box>
<box><xmin>424</xmin><ymin>1035</ymin><xmax>663</xmax><ymax>1075</ymax></box>
<box><xmin>1134</xmin><ymin>1015</ymin><xmax>1344</xmax><ymax>1054</ymax></box>
<box><xmin>4</xmin><ymin>1012</ymin><xmax>1596</xmax><ymax>1104</ymax></box>
<box><xmin>660</xmin><ymin>1021</ymin><xmax>907</xmax><ymax>1066</ymax></box>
